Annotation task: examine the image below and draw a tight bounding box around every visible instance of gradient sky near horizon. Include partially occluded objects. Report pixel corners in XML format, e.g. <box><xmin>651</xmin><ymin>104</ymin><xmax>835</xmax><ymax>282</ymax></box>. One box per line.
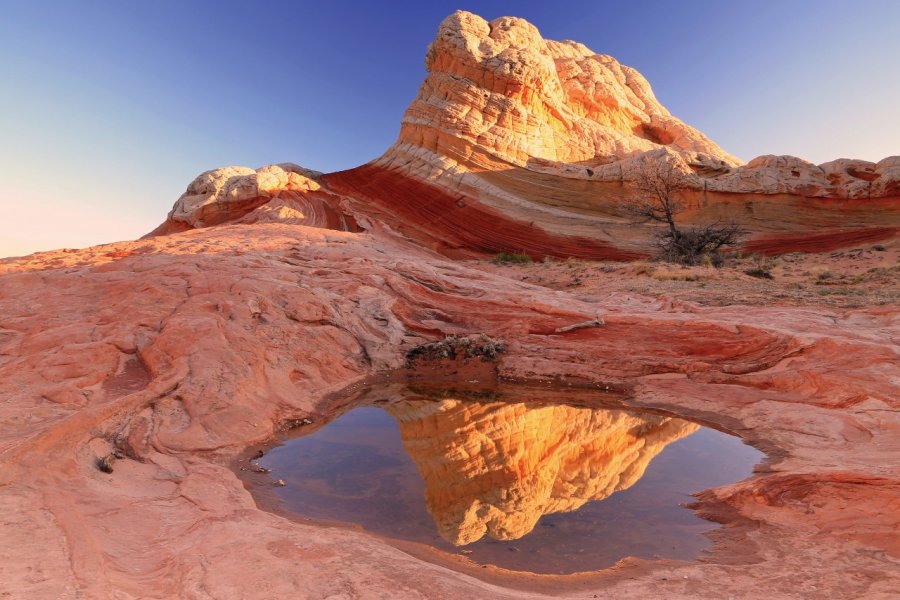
<box><xmin>1</xmin><ymin>0</ymin><xmax>898</xmax><ymax>258</ymax></box>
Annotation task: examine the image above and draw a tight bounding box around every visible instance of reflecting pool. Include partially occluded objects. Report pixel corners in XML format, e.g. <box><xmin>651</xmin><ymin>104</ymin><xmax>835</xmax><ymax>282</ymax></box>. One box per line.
<box><xmin>253</xmin><ymin>389</ymin><xmax>762</xmax><ymax>574</ymax></box>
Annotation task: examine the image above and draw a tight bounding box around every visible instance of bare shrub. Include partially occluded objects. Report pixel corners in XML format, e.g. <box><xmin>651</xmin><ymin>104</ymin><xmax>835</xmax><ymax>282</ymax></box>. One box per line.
<box><xmin>405</xmin><ymin>334</ymin><xmax>506</xmax><ymax>365</ymax></box>
<box><xmin>492</xmin><ymin>252</ymin><xmax>532</xmax><ymax>265</ymax></box>
<box><xmin>625</xmin><ymin>156</ymin><xmax>746</xmax><ymax>265</ymax></box>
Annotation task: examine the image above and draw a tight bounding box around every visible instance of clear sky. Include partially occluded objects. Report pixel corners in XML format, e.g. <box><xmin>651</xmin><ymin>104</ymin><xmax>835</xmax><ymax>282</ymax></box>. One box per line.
<box><xmin>1</xmin><ymin>0</ymin><xmax>898</xmax><ymax>257</ymax></box>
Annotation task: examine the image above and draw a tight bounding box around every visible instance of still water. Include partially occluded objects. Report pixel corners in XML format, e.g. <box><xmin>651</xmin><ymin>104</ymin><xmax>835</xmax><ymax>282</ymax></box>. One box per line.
<box><xmin>255</xmin><ymin>391</ymin><xmax>762</xmax><ymax>574</ymax></box>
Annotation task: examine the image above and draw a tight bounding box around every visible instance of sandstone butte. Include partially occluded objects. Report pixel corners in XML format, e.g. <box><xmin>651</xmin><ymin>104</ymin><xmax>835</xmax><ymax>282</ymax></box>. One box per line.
<box><xmin>0</xmin><ymin>9</ymin><xmax>898</xmax><ymax>600</ymax></box>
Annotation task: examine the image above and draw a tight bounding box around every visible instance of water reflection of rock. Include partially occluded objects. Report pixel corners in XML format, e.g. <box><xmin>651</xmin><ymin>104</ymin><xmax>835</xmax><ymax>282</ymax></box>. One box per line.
<box><xmin>385</xmin><ymin>399</ymin><xmax>699</xmax><ymax>545</ymax></box>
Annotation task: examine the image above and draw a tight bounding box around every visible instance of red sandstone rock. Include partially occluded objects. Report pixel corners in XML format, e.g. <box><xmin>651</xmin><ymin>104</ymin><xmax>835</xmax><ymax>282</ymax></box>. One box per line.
<box><xmin>1</xmin><ymin>223</ymin><xmax>898</xmax><ymax>598</ymax></box>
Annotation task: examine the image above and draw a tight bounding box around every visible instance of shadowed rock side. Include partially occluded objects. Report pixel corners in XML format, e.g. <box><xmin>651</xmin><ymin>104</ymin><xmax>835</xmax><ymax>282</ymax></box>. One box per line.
<box><xmin>386</xmin><ymin>399</ymin><xmax>698</xmax><ymax>545</ymax></box>
<box><xmin>323</xmin><ymin>163</ymin><xmax>647</xmax><ymax>260</ymax></box>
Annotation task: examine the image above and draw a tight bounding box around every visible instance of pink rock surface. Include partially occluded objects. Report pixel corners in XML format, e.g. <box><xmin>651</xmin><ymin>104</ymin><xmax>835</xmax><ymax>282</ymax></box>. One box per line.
<box><xmin>1</xmin><ymin>223</ymin><xmax>898</xmax><ymax>598</ymax></box>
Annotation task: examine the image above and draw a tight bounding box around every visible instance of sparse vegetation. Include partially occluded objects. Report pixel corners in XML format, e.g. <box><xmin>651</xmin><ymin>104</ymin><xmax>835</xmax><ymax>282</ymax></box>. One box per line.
<box><xmin>815</xmin><ymin>271</ymin><xmax>835</xmax><ymax>284</ymax></box>
<box><xmin>492</xmin><ymin>252</ymin><xmax>532</xmax><ymax>265</ymax></box>
<box><xmin>493</xmin><ymin>246</ymin><xmax>897</xmax><ymax>309</ymax></box>
<box><xmin>648</xmin><ymin>267</ymin><xmax>703</xmax><ymax>282</ymax></box>
<box><xmin>816</xmin><ymin>287</ymin><xmax>864</xmax><ymax>296</ymax></box>
<box><xmin>745</xmin><ymin>255</ymin><xmax>774</xmax><ymax>279</ymax></box>
<box><xmin>96</xmin><ymin>453</ymin><xmax>116</xmax><ymax>473</ymax></box>
<box><xmin>625</xmin><ymin>156</ymin><xmax>746</xmax><ymax>266</ymax></box>
<box><xmin>745</xmin><ymin>268</ymin><xmax>773</xmax><ymax>279</ymax></box>
<box><xmin>406</xmin><ymin>334</ymin><xmax>506</xmax><ymax>364</ymax></box>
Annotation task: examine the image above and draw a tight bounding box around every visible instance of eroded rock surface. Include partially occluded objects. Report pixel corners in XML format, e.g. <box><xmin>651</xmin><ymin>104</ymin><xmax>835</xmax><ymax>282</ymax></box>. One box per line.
<box><xmin>1</xmin><ymin>222</ymin><xmax>898</xmax><ymax>598</ymax></box>
<box><xmin>390</xmin><ymin>11</ymin><xmax>740</xmax><ymax>168</ymax></box>
<box><xmin>149</xmin><ymin>162</ymin><xmax>360</xmax><ymax>237</ymax></box>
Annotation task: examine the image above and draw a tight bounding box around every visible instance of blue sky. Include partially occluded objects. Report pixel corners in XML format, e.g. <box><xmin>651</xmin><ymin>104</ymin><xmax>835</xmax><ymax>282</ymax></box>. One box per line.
<box><xmin>1</xmin><ymin>0</ymin><xmax>898</xmax><ymax>257</ymax></box>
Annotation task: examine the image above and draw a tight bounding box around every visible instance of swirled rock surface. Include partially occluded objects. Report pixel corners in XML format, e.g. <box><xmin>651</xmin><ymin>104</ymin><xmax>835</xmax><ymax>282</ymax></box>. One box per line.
<box><xmin>2</xmin><ymin>221</ymin><xmax>898</xmax><ymax>598</ymax></box>
<box><xmin>388</xmin><ymin>399</ymin><xmax>698</xmax><ymax>545</ymax></box>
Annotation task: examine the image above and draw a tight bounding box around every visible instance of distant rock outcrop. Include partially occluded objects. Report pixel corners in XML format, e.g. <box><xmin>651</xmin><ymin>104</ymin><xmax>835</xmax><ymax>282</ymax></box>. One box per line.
<box><xmin>149</xmin><ymin>10</ymin><xmax>899</xmax><ymax>258</ymax></box>
<box><xmin>147</xmin><ymin>163</ymin><xmax>360</xmax><ymax>237</ymax></box>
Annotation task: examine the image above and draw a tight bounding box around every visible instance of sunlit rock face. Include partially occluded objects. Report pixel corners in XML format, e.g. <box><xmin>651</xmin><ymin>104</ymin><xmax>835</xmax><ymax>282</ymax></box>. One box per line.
<box><xmin>386</xmin><ymin>399</ymin><xmax>699</xmax><ymax>545</ymax></box>
<box><xmin>150</xmin><ymin>10</ymin><xmax>900</xmax><ymax>258</ymax></box>
<box><xmin>172</xmin><ymin>163</ymin><xmax>322</xmax><ymax>228</ymax></box>
<box><xmin>370</xmin><ymin>11</ymin><xmax>898</xmax><ymax>203</ymax></box>
<box><xmin>387</xmin><ymin>11</ymin><xmax>740</xmax><ymax>169</ymax></box>
<box><xmin>146</xmin><ymin>163</ymin><xmax>361</xmax><ymax>237</ymax></box>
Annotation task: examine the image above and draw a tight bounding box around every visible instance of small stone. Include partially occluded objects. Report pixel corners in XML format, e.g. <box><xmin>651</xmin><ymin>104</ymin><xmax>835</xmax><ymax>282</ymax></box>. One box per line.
<box><xmin>274</xmin><ymin>479</ymin><xmax>286</xmax><ymax>487</ymax></box>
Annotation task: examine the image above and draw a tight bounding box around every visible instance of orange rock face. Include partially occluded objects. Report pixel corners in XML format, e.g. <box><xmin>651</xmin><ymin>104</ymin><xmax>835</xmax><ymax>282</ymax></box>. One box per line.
<box><xmin>387</xmin><ymin>399</ymin><xmax>697</xmax><ymax>545</ymax></box>
<box><xmin>392</xmin><ymin>11</ymin><xmax>739</xmax><ymax>168</ymax></box>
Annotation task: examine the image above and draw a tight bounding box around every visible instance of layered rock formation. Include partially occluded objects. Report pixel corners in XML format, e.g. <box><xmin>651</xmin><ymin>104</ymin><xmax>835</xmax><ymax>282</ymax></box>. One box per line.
<box><xmin>149</xmin><ymin>163</ymin><xmax>360</xmax><ymax>237</ymax></box>
<box><xmin>151</xmin><ymin>11</ymin><xmax>899</xmax><ymax>259</ymax></box>
<box><xmin>387</xmin><ymin>399</ymin><xmax>697</xmax><ymax>545</ymax></box>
